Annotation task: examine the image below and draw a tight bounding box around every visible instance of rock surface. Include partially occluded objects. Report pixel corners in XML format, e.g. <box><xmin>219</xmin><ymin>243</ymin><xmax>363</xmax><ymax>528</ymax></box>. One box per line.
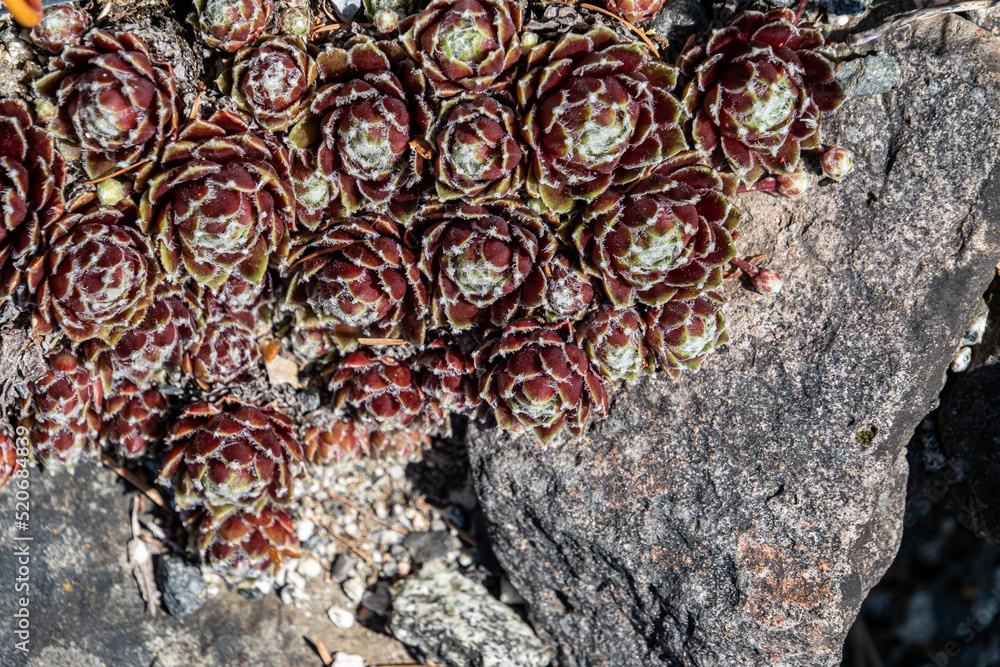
<box><xmin>0</xmin><ymin>463</ymin><xmax>412</xmax><ymax>667</ymax></box>
<box><xmin>468</xmin><ymin>16</ymin><xmax>1000</xmax><ymax>667</ymax></box>
<box><xmin>158</xmin><ymin>555</ymin><xmax>208</xmax><ymax>617</ymax></box>
<box><xmin>389</xmin><ymin>560</ymin><xmax>552</xmax><ymax>667</ymax></box>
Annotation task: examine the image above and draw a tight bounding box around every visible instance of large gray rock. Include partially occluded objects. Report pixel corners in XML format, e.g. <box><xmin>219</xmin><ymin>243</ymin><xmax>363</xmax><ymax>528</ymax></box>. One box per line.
<box><xmin>389</xmin><ymin>560</ymin><xmax>552</xmax><ymax>667</ymax></box>
<box><xmin>469</xmin><ymin>16</ymin><xmax>1000</xmax><ymax>667</ymax></box>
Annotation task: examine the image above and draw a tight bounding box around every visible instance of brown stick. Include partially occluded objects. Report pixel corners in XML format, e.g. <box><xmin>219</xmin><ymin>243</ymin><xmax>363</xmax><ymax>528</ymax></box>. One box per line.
<box><xmin>848</xmin><ymin>0</ymin><xmax>999</xmax><ymax>46</ymax></box>
<box><xmin>578</xmin><ymin>3</ymin><xmax>660</xmax><ymax>58</ymax></box>
<box><xmin>82</xmin><ymin>161</ymin><xmax>148</xmax><ymax>185</ymax></box>
<box><xmin>328</xmin><ymin>492</ymin><xmax>408</xmax><ymax>534</ymax></box>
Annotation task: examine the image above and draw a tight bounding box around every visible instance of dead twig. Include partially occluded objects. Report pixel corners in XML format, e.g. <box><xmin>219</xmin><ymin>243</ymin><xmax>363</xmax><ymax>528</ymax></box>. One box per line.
<box><xmin>82</xmin><ymin>161</ymin><xmax>148</xmax><ymax>186</ymax></box>
<box><xmin>328</xmin><ymin>492</ymin><xmax>408</xmax><ymax>534</ymax></box>
<box><xmin>578</xmin><ymin>3</ymin><xmax>660</xmax><ymax>58</ymax></box>
<box><xmin>848</xmin><ymin>0</ymin><xmax>1000</xmax><ymax>46</ymax></box>
<box><xmin>358</xmin><ymin>338</ymin><xmax>408</xmax><ymax>346</ymax></box>
<box><xmin>305</xmin><ymin>636</ymin><xmax>334</xmax><ymax>666</ymax></box>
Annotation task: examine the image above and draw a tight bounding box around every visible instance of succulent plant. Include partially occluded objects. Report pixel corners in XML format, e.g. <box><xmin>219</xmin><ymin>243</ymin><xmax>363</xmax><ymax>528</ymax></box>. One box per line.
<box><xmin>775</xmin><ymin>169</ymin><xmax>810</xmax><ymax>198</ymax></box>
<box><xmin>474</xmin><ymin>319</ymin><xmax>608</xmax><ymax>443</ymax></box>
<box><xmin>100</xmin><ymin>381</ymin><xmax>168</xmax><ymax>460</ymax></box>
<box><xmin>278</xmin><ymin>5</ymin><xmax>311</xmax><ymax>36</ymax></box>
<box><xmin>192</xmin><ymin>0</ymin><xmax>274</xmax><ymax>52</ymax></box>
<box><xmin>607</xmin><ymin>0</ymin><xmax>666</xmax><ymax>24</ymax></box>
<box><xmin>189</xmin><ymin>316</ymin><xmax>260</xmax><ymax>387</ymax></box>
<box><xmin>86</xmin><ymin>282</ymin><xmax>200</xmax><ymax>387</ymax></box>
<box><xmin>35</xmin><ymin>30</ymin><xmax>178</xmax><ymax>185</ymax></box>
<box><xmin>289</xmin><ymin>36</ymin><xmax>431</xmax><ymax>223</ymax></box>
<box><xmin>27</xmin><ymin>198</ymin><xmax>159</xmax><ymax>344</ymax></box>
<box><xmin>539</xmin><ymin>252</ymin><xmax>598</xmax><ymax>322</ymax></box>
<box><xmin>363</xmin><ymin>0</ymin><xmax>417</xmax><ymax>22</ymax></box>
<box><xmin>331</xmin><ymin>351</ymin><xmax>426</xmax><ymax>433</ymax></box>
<box><xmin>820</xmin><ymin>146</ymin><xmax>854</xmax><ymax>181</ymax></box>
<box><xmin>282</xmin><ymin>216</ymin><xmax>428</xmax><ymax>351</ymax></box>
<box><xmin>288</xmin><ymin>149</ymin><xmax>343</xmax><ymax>232</ymax></box>
<box><xmin>645</xmin><ymin>290</ymin><xmax>729</xmax><ymax>378</ymax></box>
<box><xmin>140</xmin><ymin>110</ymin><xmax>293</xmax><ymax>290</ymax></box>
<box><xmin>401</xmin><ymin>0</ymin><xmax>524</xmax><ymax>98</ymax></box>
<box><xmin>517</xmin><ymin>26</ymin><xmax>688</xmax><ymax>213</ymax></box>
<box><xmin>303</xmin><ymin>420</ymin><xmax>370</xmax><ymax>464</ymax></box>
<box><xmin>200</xmin><ymin>274</ymin><xmax>274</xmax><ymax>332</ymax></box>
<box><xmin>29</xmin><ymin>4</ymin><xmax>90</xmax><ymax>54</ymax></box>
<box><xmin>369</xmin><ymin>426</ymin><xmax>428</xmax><ymax>460</ymax></box>
<box><xmin>195</xmin><ymin>505</ymin><xmax>300</xmax><ymax>585</ymax></box>
<box><xmin>731</xmin><ymin>257</ymin><xmax>783</xmax><ymax>295</ymax></box>
<box><xmin>577</xmin><ymin>305</ymin><xmax>651</xmax><ymax>385</ymax></box>
<box><xmin>219</xmin><ymin>35</ymin><xmax>318</xmax><ymax>132</ymax></box>
<box><xmin>414</xmin><ymin>339</ymin><xmax>482</xmax><ymax>416</ymax></box>
<box><xmin>574</xmin><ymin>157</ymin><xmax>740</xmax><ymax>308</ymax></box>
<box><xmin>289</xmin><ymin>326</ymin><xmax>339</xmax><ymax>364</ymax></box>
<box><xmin>417</xmin><ymin>199</ymin><xmax>556</xmax><ymax>330</ymax></box>
<box><xmin>0</xmin><ymin>99</ymin><xmax>66</xmax><ymax>297</ymax></box>
<box><xmin>159</xmin><ymin>399</ymin><xmax>303</xmax><ymax>514</ymax></box>
<box><xmin>430</xmin><ymin>96</ymin><xmax>524</xmax><ymax>201</ymax></box>
<box><xmin>0</xmin><ymin>434</ymin><xmax>21</xmax><ymax>490</ymax></box>
<box><xmin>678</xmin><ymin>8</ymin><xmax>844</xmax><ymax>186</ymax></box>
<box><xmin>20</xmin><ymin>351</ymin><xmax>102</xmax><ymax>473</ymax></box>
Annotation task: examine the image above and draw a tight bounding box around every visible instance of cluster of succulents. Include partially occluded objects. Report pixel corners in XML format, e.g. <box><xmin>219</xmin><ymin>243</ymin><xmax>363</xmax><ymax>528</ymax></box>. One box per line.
<box><xmin>0</xmin><ymin>0</ymin><xmax>850</xmax><ymax>586</ymax></box>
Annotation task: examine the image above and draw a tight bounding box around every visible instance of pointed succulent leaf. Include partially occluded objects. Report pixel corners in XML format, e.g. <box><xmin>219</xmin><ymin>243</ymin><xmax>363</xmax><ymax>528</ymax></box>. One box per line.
<box><xmin>196</xmin><ymin>505</ymin><xmax>299</xmax><ymax>586</ymax></box>
<box><xmin>331</xmin><ymin>351</ymin><xmax>427</xmax><ymax>433</ymax></box>
<box><xmin>100</xmin><ymin>381</ymin><xmax>169</xmax><ymax>460</ymax></box>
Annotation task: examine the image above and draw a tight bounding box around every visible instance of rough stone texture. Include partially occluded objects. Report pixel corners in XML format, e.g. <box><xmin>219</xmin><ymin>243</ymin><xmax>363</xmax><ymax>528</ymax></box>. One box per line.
<box><xmin>815</xmin><ymin>0</ymin><xmax>872</xmax><ymax>16</ymax></box>
<box><xmin>837</xmin><ymin>52</ymin><xmax>902</xmax><ymax>99</ymax></box>
<box><xmin>468</xmin><ymin>17</ymin><xmax>1000</xmax><ymax>667</ymax></box>
<box><xmin>158</xmin><ymin>555</ymin><xmax>208</xmax><ymax>617</ymax></box>
<box><xmin>0</xmin><ymin>463</ymin><xmax>412</xmax><ymax>667</ymax></box>
<box><xmin>649</xmin><ymin>0</ymin><xmax>706</xmax><ymax>47</ymax></box>
<box><xmin>389</xmin><ymin>560</ymin><xmax>552</xmax><ymax>667</ymax></box>
<box><xmin>935</xmin><ymin>277</ymin><xmax>1000</xmax><ymax>542</ymax></box>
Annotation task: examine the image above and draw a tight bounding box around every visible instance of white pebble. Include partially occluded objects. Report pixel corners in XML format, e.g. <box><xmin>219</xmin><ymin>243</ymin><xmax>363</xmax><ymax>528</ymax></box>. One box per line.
<box><xmin>286</xmin><ymin>570</ymin><xmax>307</xmax><ymax>591</ymax></box>
<box><xmin>411</xmin><ymin>514</ymin><xmax>429</xmax><ymax>532</ymax></box>
<box><xmin>280</xmin><ymin>586</ymin><xmax>296</xmax><ymax>605</ymax></box>
<box><xmin>327</xmin><ymin>605</ymin><xmax>356</xmax><ymax>629</ymax></box>
<box><xmin>388</xmin><ymin>465</ymin><xmax>405</xmax><ymax>480</ymax></box>
<box><xmin>298</xmin><ymin>558</ymin><xmax>324</xmax><ymax>579</ymax></box>
<box><xmin>331</xmin><ymin>652</ymin><xmax>366</xmax><ymax>667</ymax></box>
<box><xmin>342</xmin><ymin>576</ymin><xmax>366</xmax><ymax>603</ymax></box>
<box><xmin>458</xmin><ymin>552</ymin><xmax>473</xmax><ymax>567</ymax></box>
<box><xmin>296</xmin><ymin>518</ymin><xmax>316</xmax><ymax>542</ymax></box>
<box><xmin>206</xmin><ymin>585</ymin><xmax>221</xmax><ymax>599</ymax></box>
<box><xmin>344</xmin><ymin>522</ymin><xmax>360</xmax><ymax>538</ymax></box>
<box><xmin>397</xmin><ymin>561</ymin><xmax>411</xmax><ymax>577</ymax></box>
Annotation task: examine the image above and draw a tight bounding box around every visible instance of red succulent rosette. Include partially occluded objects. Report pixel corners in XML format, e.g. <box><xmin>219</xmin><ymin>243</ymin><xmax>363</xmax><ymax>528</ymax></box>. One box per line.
<box><xmin>416</xmin><ymin>199</ymin><xmax>556</xmax><ymax>330</ymax></box>
<box><xmin>401</xmin><ymin>0</ymin><xmax>523</xmax><ymax>98</ymax></box>
<box><xmin>430</xmin><ymin>95</ymin><xmax>524</xmax><ymax>201</ymax></box>
<box><xmin>28</xmin><ymin>198</ymin><xmax>159</xmax><ymax>344</ymax></box>
<box><xmin>573</xmin><ymin>154</ymin><xmax>741</xmax><ymax>308</ymax></box>
<box><xmin>645</xmin><ymin>290</ymin><xmax>729</xmax><ymax>378</ymax></box>
<box><xmin>86</xmin><ymin>282</ymin><xmax>200</xmax><ymax>388</ymax></box>
<box><xmin>0</xmin><ymin>99</ymin><xmax>66</xmax><ymax>297</ymax></box>
<box><xmin>35</xmin><ymin>30</ymin><xmax>178</xmax><ymax>186</ymax></box>
<box><xmin>220</xmin><ymin>35</ymin><xmax>318</xmax><ymax>132</ymax></box>
<box><xmin>282</xmin><ymin>216</ymin><xmax>428</xmax><ymax>352</ymax></box>
<box><xmin>517</xmin><ymin>26</ymin><xmax>688</xmax><ymax>213</ymax></box>
<box><xmin>474</xmin><ymin>319</ymin><xmax>608</xmax><ymax>443</ymax></box>
<box><xmin>678</xmin><ymin>8</ymin><xmax>844</xmax><ymax>185</ymax></box>
<box><xmin>538</xmin><ymin>252</ymin><xmax>598</xmax><ymax>323</ymax></box>
<box><xmin>159</xmin><ymin>399</ymin><xmax>303</xmax><ymax>514</ymax></box>
<box><xmin>192</xmin><ymin>0</ymin><xmax>274</xmax><ymax>53</ymax></box>
<box><xmin>195</xmin><ymin>505</ymin><xmax>300</xmax><ymax>585</ymax></box>
<box><xmin>576</xmin><ymin>305</ymin><xmax>651</xmax><ymax>385</ymax></box>
<box><xmin>303</xmin><ymin>420</ymin><xmax>371</xmax><ymax>465</ymax></box>
<box><xmin>100</xmin><ymin>381</ymin><xmax>168</xmax><ymax>460</ymax></box>
<box><xmin>30</xmin><ymin>4</ymin><xmax>90</xmax><ymax>55</ymax></box>
<box><xmin>414</xmin><ymin>338</ymin><xmax>482</xmax><ymax>417</ymax></box>
<box><xmin>331</xmin><ymin>351</ymin><xmax>426</xmax><ymax>434</ymax></box>
<box><xmin>189</xmin><ymin>316</ymin><xmax>260</xmax><ymax>387</ymax></box>
<box><xmin>20</xmin><ymin>350</ymin><xmax>102</xmax><ymax>473</ymax></box>
<box><xmin>140</xmin><ymin>110</ymin><xmax>293</xmax><ymax>290</ymax></box>
<box><xmin>289</xmin><ymin>36</ymin><xmax>432</xmax><ymax>224</ymax></box>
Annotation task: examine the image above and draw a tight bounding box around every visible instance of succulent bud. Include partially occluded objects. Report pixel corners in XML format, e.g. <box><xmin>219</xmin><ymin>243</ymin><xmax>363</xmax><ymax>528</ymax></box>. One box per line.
<box><xmin>776</xmin><ymin>170</ymin><xmax>810</xmax><ymax>199</ymax></box>
<box><xmin>278</xmin><ymin>5</ymin><xmax>311</xmax><ymax>36</ymax></box>
<box><xmin>372</xmin><ymin>8</ymin><xmax>399</xmax><ymax>34</ymax></box>
<box><xmin>730</xmin><ymin>258</ymin><xmax>783</xmax><ymax>295</ymax></box>
<box><xmin>820</xmin><ymin>146</ymin><xmax>854</xmax><ymax>182</ymax></box>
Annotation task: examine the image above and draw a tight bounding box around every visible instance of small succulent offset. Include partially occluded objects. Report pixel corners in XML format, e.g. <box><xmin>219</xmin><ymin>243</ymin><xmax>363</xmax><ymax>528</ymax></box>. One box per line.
<box><xmin>678</xmin><ymin>8</ymin><xmax>844</xmax><ymax>186</ymax></box>
<box><xmin>35</xmin><ymin>30</ymin><xmax>178</xmax><ymax>185</ymax></box>
<box><xmin>7</xmin><ymin>2</ymin><xmax>857</xmax><ymax>588</ymax></box>
<box><xmin>192</xmin><ymin>0</ymin><xmax>274</xmax><ymax>52</ymax></box>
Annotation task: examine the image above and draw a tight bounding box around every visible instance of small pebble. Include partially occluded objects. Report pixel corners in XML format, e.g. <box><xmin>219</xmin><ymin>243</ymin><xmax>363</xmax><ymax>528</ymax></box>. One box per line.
<box><xmin>411</xmin><ymin>514</ymin><xmax>429</xmax><ymax>532</ymax></box>
<box><xmin>343</xmin><ymin>576</ymin><xmax>366</xmax><ymax>603</ymax></box>
<box><xmin>280</xmin><ymin>586</ymin><xmax>296</xmax><ymax>605</ymax></box>
<box><xmin>327</xmin><ymin>604</ymin><xmax>356</xmax><ymax>629</ymax></box>
<box><xmin>361</xmin><ymin>582</ymin><xmax>391</xmax><ymax>615</ymax></box>
<box><xmin>296</xmin><ymin>518</ymin><xmax>316</xmax><ymax>542</ymax></box>
<box><xmin>344</xmin><ymin>522</ymin><xmax>360</xmax><ymax>538</ymax></box>
<box><xmin>286</xmin><ymin>570</ymin><xmax>307</xmax><ymax>591</ymax></box>
<box><xmin>397</xmin><ymin>560</ymin><xmax>411</xmax><ymax>577</ymax></box>
<box><xmin>458</xmin><ymin>551</ymin><xmax>474</xmax><ymax>567</ymax></box>
<box><xmin>331</xmin><ymin>554</ymin><xmax>357</xmax><ymax>584</ymax></box>
<box><xmin>388</xmin><ymin>465</ymin><xmax>405</xmax><ymax>479</ymax></box>
<box><xmin>382</xmin><ymin>560</ymin><xmax>398</xmax><ymax>578</ymax></box>
<box><xmin>500</xmin><ymin>576</ymin><xmax>527</xmax><ymax>605</ymax></box>
<box><xmin>331</xmin><ymin>653</ymin><xmax>365</xmax><ymax>667</ymax></box>
<box><xmin>298</xmin><ymin>558</ymin><xmax>324</xmax><ymax>579</ymax></box>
